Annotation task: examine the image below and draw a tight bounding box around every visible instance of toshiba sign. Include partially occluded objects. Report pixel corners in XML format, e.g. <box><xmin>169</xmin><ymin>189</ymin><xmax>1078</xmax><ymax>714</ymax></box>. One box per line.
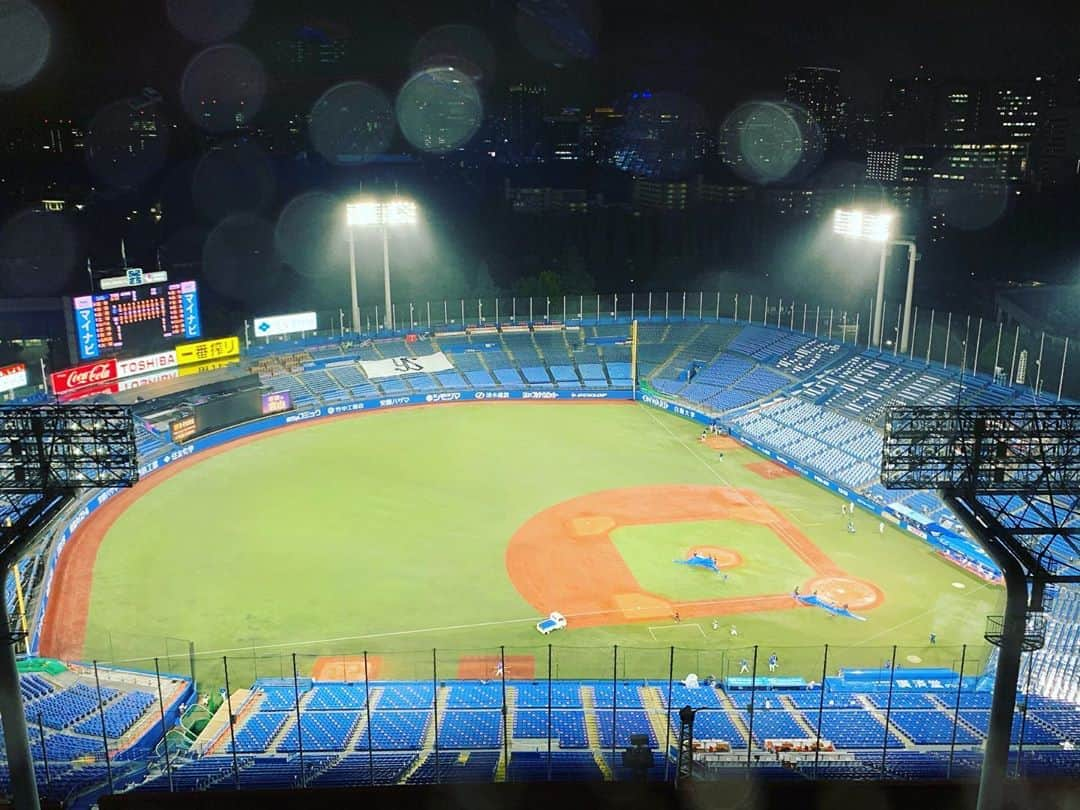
<box><xmin>50</xmin><ymin>360</ymin><xmax>119</xmax><ymax>394</ymax></box>
<box><xmin>115</xmin><ymin>351</ymin><xmax>177</xmax><ymax>378</ymax></box>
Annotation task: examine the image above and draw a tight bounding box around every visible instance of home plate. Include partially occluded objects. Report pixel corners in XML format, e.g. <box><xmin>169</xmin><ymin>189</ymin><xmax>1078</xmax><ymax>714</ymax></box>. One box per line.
<box><xmin>951</xmin><ymin>582</ymin><xmax>966</xmax><ymax>589</ymax></box>
<box><xmin>906</xmin><ymin>655</ymin><xmax>923</xmax><ymax>664</ymax></box>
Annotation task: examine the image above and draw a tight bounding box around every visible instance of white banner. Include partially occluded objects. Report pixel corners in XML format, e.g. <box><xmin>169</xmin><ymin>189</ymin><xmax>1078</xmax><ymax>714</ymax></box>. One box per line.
<box><xmin>358</xmin><ymin>352</ymin><xmax>454</xmax><ymax>379</ymax></box>
<box><xmin>254</xmin><ymin>311</ymin><xmax>318</xmax><ymax>337</ymax></box>
<box><xmin>116</xmin><ymin>350</ymin><xmax>178</xmax><ymax>379</ymax></box>
<box><xmin>0</xmin><ymin>363</ymin><xmax>27</xmax><ymax>392</ymax></box>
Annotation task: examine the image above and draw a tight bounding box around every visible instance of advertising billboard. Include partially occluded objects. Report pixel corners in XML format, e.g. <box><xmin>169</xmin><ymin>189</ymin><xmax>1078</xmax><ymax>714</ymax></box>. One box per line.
<box><xmin>253</xmin><ymin>311</ymin><xmax>318</xmax><ymax>338</ymax></box>
<box><xmin>175</xmin><ymin>336</ymin><xmax>240</xmax><ymax>366</ymax></box>
<box><xmin>0</xmin><ymin>363</ymin><xmax>28</xmax><ymax>393</ymax></box>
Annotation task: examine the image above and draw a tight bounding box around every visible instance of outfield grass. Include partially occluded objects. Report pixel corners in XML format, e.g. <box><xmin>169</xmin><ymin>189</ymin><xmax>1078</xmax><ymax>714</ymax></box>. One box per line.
<box><xmin>82</xmin><ymin>402</ymin><xmax>1002</xmax><ymax>688</ymax></box>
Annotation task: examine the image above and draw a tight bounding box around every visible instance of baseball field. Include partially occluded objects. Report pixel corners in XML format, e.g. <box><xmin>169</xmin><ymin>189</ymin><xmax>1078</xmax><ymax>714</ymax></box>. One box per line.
<box><xmin>39</xmin><ymin>401</ymin><xmax>1003</xmax><ymax>689</ymax></box>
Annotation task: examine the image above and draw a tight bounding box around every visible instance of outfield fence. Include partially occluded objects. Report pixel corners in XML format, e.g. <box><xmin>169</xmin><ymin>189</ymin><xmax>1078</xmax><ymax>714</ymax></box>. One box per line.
<box><xmin>241</xmin><ymin>290</ymin><xmax>1076</xmax><ymax>401</ymax></box>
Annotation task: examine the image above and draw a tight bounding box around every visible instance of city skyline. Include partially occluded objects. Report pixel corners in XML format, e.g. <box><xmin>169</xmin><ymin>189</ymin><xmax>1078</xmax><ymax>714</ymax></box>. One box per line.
<box><xmin>9</xmin><ymin>1</ymin><xmax>1080</xmax><ymax>121</ymax></box>
<box><xmin>0</xmin><ymin>0</ymin><xmax>1078</xmax><ymax>333</ymax></box>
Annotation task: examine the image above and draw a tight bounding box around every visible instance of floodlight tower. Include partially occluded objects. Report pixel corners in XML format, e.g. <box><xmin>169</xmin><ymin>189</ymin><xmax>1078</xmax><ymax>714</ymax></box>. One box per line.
<box><xmin>0</xmin><ymin>405</ymin><xmax>139</xmax><ymax>810</ymax></box>
<box><xmin>346</xmin><ymin>198</ymin><xmax>419</xmax><ymax>334</ymax></box>
<box><xmin>832</xmin><ymin>209</ymin><xmax>919</xmax><ymax>352</ymax></box>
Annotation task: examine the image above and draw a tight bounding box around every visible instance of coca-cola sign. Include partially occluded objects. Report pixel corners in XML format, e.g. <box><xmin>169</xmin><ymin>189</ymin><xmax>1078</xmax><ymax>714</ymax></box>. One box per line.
<box><xmin>50</xmin><ymin>359</ymin><xmax>119</xmax><ymax>394</ymax></box>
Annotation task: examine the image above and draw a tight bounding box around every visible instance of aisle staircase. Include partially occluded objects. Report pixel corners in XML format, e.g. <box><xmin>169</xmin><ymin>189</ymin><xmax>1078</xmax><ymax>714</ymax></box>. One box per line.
<box><xmin>652</xmin><ymin>324</ymin><xmax>708</xmax><ymax>380</ymax></box>
<box><xmin>857</xmin><ymin>695</ymin><xmax>916</xmax><ymax>748</ymax></box>
<box><xmin>206</xmin><ymin>691</ymin><xmax>261</xmax><ymax>755</ymax></box>
<box><xmin>780</xmin><ymin>695</ymin><xmax>820</xmax><ymax>738</ymax></box>
<box><xmin>267</xmin><ymin>713</ymin><xmax>296</xmax><ymax>754</ymax></box>
<box><xmin>346</xmin><ymin>687</ymin><xmax>382</xmax><ymax>750</ymax></box>
<box><xmin>717</xmin><ymin>691</ymin><xmax>751</xmax><ymax>747</ymax></box>
<box><xmin>641</xmin><ymin>686</ymin><xmax>674</xmax><ymax>753</ymax></box>
<box><xmin>494</xmin><ymin>686</ymin><xmax>516</xmax><ymax>782</ymax></box>
<box><xmin>580</xmin><ymin>686</ymin><xmax>613</xmax><ymax>781</ymax></box>
<box><xmin>399</xmin><ymin>686</ymin><xmax>449</xmax><ymax>783</ymax></box>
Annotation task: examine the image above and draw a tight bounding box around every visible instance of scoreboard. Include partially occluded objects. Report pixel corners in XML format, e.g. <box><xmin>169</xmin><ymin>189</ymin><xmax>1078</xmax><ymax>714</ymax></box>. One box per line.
<box><xmin>71</xmin><ymin>281</ymin><xmax>202</xmax><ymax>361</ymax></box>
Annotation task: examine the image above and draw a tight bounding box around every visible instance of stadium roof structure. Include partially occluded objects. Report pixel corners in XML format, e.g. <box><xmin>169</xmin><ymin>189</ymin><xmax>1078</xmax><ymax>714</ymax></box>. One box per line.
<box><xmin>0</xmin><ymin>404</ymin><xmax>139</xmax><ymax>810</ymax></box>
<box><xmin>882</xmin><ymin>406</ymin><xmax>1080</xmax><ymax>580</ymax></box>
<box><xmin>881</xmin><ymin>405</ymin><xmax>1080</xmax><ymax>810</ymax></box>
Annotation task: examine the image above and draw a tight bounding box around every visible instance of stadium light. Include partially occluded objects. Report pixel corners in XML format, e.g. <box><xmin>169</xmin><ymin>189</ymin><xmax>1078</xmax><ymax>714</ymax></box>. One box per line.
<box><xmin>345</xmin><ymin>198</ymin><xmax>419</xmax><ymax>334</ymax></box>
<box><xmin>833</xmin><ymin>208</ymin><xmax>893</xmax><ymax>243</ymax></box>
<box><xmin>832</xmin><ymin>208</ymin><xmax>918</xmax><ymax>352</ymax></box>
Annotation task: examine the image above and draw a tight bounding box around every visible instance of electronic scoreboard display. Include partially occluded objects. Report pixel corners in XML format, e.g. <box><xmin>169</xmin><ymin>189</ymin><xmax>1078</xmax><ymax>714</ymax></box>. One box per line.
<box><xmin>71</xmin><ymin>281</ymin><xmax>202</xmax><ymax>361</ymax></box>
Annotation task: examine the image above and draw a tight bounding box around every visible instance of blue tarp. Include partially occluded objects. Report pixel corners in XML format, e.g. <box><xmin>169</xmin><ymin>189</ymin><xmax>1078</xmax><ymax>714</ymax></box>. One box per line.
<box><xmin>796</xmin><ymin>594</ymin><xmax>867</xmax><ymax>621</ymax></box>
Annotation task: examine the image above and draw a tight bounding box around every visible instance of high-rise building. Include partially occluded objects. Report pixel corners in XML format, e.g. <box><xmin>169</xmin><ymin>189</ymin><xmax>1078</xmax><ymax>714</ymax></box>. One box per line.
<box><xmin>784</xmin><ymin>67</ymin><xmax>843</xmax><ymax>147</ymax></box>
<box><xmin>692</xmin><ymin>127</ymin><xmax>717</xmax><ymax>161</ymax></box>
<box><xmin>632</xmin><ymin>176</ymin><xmax>691</xmax><ymax>210</ymax></box>
<box><xmin>983</xmin><ymin>81</ymin><xmax>1040</xmax><ymax>141</ymax></box>
<box><xmin>582</xmin><ymin>107</ymin><xmax>623</xmax><ymax>164</ymax></box>
<box><xmin>881</xmin><ymin>67</ymin><xmax>936</xmax><ymax>146</ymax></box>
<box><xmin>506</xmin><ymin>83</ymin><xmax>546</xmax><ymax>164</ymax></box>
<box><xmin>1031</xmin><ymin>106</ymin><xmax>1080</xmax><ymax>186</ymax></box>
<box><xmin>844</xmin><ymin>110</ymin><xmax>879</xmax><ymax>150</ymax></box>
<box><xmin>935</xmin><ymin>82</ymin><xmax>981</xmax><ymax>141</ymax></box>
<box><xmin>543</xmin><ymin>107</ymin><xmax>584</xmax><ymax>162</ymax></box>
<box><xmin>932</xmin><ymin>142</ymin><xmax>1028</xmax><ymax>185</ymax></box>
<box><xmin>898</xmin><ymin>147</ymin><xmax>939</xmax><ymax>184</ymax></box>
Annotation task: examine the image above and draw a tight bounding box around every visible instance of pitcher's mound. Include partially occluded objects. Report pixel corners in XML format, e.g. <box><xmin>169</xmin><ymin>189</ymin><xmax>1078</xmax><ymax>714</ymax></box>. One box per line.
<box><xmin>688</xmin><ymin>546</ymin><xmax>743</xmax><ymax>568</ymax></box>
<box><xmin>803</xmin><ymin>576</ymin><xmax>884</xmax><ymax>610</ymax></box>
<box><xmin>567</xmin><ymin>516</ymin><xmax>616</xmax><ymax>536</ymax></box>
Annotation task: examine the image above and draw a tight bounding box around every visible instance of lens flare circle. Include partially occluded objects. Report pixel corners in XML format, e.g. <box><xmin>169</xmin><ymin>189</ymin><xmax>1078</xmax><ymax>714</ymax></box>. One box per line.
<box><xmin>0</xmin><ymin>0</ymin><xmax>50</xmax><ymax>90</ymax></box>
<box><xmin>308</xmin><ymin>81</ymin><xmax>395</xmax><ymax>165</ymax></box>
<box><xmin>192</xmin><ymin>140</ymin><xmax>276</xmax><ymax>222</ymax></box>
<box><xmin>515</xmin><ymin>0</ymin><xmax>597</xmax><ymax>64</ymax></box>
<box><xmin>166</xmin><ymin>0</ymin><xmax>252</xmax><ymax>44</ymax></box>
<box><xmin>275</xmin><ymin>192</ymin><xmax>347</xmax><ymax>278</ymax></box>
<box><xmin>181</xmin><ymin>44</ymin><xmax>267</xmax><ymax>133</ymax></box>
<box><xmin>722</xmin><ymin>100</ymin><xmax>822</xmax><ymax>185</ymax></box>
<box><xmin>411</xmin><ymin>24</ymin><xmax>496</xmax><ymax>86</ymax></box>
<box><xmin>396</xmin><ymin>67</ymin><xmax>482</xmax><ymax>154</ymax></box>
<box><xmin>202</xmin><ymin>214</ymin><xmax>281</xmax><ymax>300</ymax></box>
<box><xmin>85</xmin><ymin>99</ymin><xmax>171</xmax><ymax>190</ymax></box>
<box><xmin>0</xmin><ymin>208</ymin><xmax>77</xmax><ymax>295</ymax></box>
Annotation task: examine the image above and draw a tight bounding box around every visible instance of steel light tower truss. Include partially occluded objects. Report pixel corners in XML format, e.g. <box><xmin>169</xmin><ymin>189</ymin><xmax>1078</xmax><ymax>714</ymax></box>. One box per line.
<box><xmin>0</xmin><ymin>404</ymin><xmax>139</xmax><ymax>810</ymax></box>
<box><xmin>881</xmin><ymin>405</ymin><xmax>1080</xmax><ymax>810</ymax></box>
<box><xmin>882</xmin><ymin>406</ymin><xmax>1080</xmax><ymax>579</ymax></box>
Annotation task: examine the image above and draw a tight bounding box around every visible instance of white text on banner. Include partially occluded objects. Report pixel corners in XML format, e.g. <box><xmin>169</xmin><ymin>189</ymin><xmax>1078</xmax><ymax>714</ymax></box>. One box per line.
<box><xmin>358</xmin><ymin>352</ymin><xmax>453</xmax><ymax>379</ymax></box>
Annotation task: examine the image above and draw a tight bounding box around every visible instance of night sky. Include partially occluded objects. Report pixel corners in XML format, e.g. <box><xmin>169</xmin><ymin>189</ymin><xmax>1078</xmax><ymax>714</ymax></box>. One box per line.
<box><xmin>11</xmin><ymin>0</ymin><xmax>1080</xmax><ymax>123</ymax></box>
